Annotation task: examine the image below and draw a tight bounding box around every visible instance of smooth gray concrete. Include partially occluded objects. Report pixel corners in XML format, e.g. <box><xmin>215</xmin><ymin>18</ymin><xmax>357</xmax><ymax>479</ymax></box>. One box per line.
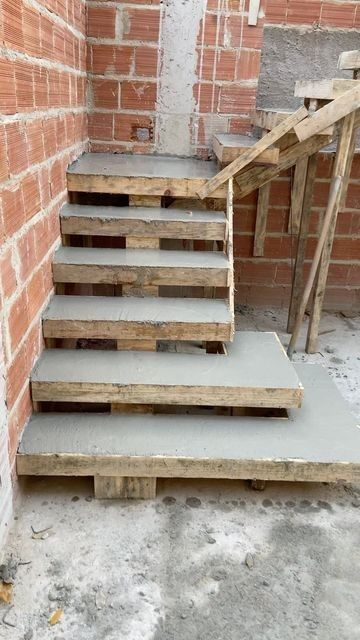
<box><xmin>44</xmin><ymin>296</ymin><xmax>231</xmax><ymax>324</ymax></box>
<box><xmin>31</xmin><ymin>332</ymin><xmax>303</xmax><ymax>395</ymax></box>
<box><xmin>257</xmin><ymin>26</ymin><xmax>360</xmax><ymax>111</ymax></box>
<box><xmin>19</xmin><ymin>364</ymin><xmax>360</xmax><ymax>467</ymax></box>
<box><xmin>53</xmin><ymin>246</ymin><xmax>230</xmax><ymax>269</ymax></box>
<box><xmin>61</xmin><ymin>204</ymin><xmax>226</xmax><ymax>224</ymax></box>
<box><xmin>68</xmin><ymin>153</ymin><xmax>218</xmax><ymax>179</ymax></box>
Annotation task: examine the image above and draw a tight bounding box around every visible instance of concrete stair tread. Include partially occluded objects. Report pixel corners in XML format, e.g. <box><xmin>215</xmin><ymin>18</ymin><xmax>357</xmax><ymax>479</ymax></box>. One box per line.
<box><xmin>43</xmin><ymin>295</ymin><xmax>233</xmax><ymax>341</ymax></box>
<box><xmin>44</xmin><ymin>295</ymin><xmax>232</xmax><ymax>324</ymax></box>
<box><xmin>53</xmin><ymin>246</ymin><xmax>230</xmax><ymax>269</ymax></box>
<box><xmin>213</xmin><ymin>133</ymin><xmax>279</xmax><ymax>165</ymax></box>
<box><xmin>60</xmin><ymin>203</ymin><xmax>227</xmax><ymax>240</ymax></box>
<box><xmin>31</xmin><ymin>331</ymin><xmax>303</xmax><ymax>408</ymax></box>
<box><xmin>67</xmin><ymin>153</ymin><xmax>218</xmax><ymax>179</ymax></box>
<box><xmin>18</xmin><ymin>365</ymin><xmax>360</xmax><ymax>483</ymax></box>
<box><xmin>66</xmin><ymin>152</ymin><xmax>226</xmax><ymax>198</ymax></box>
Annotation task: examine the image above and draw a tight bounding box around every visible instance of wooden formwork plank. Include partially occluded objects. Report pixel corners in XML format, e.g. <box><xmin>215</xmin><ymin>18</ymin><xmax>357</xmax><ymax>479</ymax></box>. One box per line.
<box><xmin>287</xmin><ymin>153</ymin><xmax>318</xmax><ymax>334</ymax></box>
<box><xmin>235</xmin><ymin>134</ymin><xmax>333</xmax><ymax>199</ymax></box>
<box><xmin>288</xmin><ymin>156</ymin><xmax>309</xmax><ymax>235</ymax></box>
<box><xmin>294</xmin><ymin>86</ymin><xmax>360</xmax><ymax>142</ymax></box>
<box><xmin>197</xmin><ymin>106</ymin><xmax>308</xmax><ymax>199</ymax></box>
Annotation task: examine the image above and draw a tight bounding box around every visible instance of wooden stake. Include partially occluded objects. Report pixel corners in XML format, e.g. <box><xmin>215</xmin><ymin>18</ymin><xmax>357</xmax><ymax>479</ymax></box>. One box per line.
<box><xmin>305</xmin><ymin>112</ymin><xmax>357</xmax><ymax>353</ymax></box>
<box><xmin>288</xmin><ymin>155</ymin><xmax>309</xmax><ymax>235</ymax></box>
<box><xmin>287</xmin><ymin>176</ymin><xmax>342</xmax><ymax>359</ymax></box>
<box><xmin>287</xmin><ymin>154</ymin><xmax>318</xmax><ymax>333</ymax></box>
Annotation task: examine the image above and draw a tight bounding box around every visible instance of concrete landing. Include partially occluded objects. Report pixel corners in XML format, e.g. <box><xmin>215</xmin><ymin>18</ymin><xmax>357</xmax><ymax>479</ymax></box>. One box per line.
<box><xmin>31</xmin><ymin>331</ymin><xmax>303</xmax><ymax>408</ymax></box>
<box><xmin>18</xmin><ymin>364</ymin><xmax>360</xmax><ymax>482</ymax></box>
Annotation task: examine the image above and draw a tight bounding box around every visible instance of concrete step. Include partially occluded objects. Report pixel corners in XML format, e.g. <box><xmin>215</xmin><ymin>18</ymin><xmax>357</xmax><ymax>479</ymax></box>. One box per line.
<box><xmin>60</xmin><ymin>204</ymin><xmax>227</xmax><ymax>241</ymax></box>
<box><xmin>52</xmin><ymin>246</ymin><xmax>230</xmax><ymax>287</ymax></box>
<box><xmin>18</xmin><ymin>364</ymin><xmax>360</xmax><ymax>484</ymax></box>
<box><xmin>31</xmin><ymin>331</ymin><xmax>303</xmax><ymax>408</ymax></box>
<box><xmin>67</xmin><ymin>152</ymin><xmax>227</xmax><ymax>198</ymax></box>
<box><xmin>43</xmin><ymin>295</ymin><xmax>233</xmax><ymax>342</ymax></box>
<box><xmin>213</xmin><ymin>133</ymin><xmax>280</xmax><ymax>166</ymax></box>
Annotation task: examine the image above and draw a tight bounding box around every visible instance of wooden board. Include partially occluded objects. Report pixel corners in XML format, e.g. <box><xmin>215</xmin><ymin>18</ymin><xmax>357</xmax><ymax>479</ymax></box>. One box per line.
<box><xmin>42</xmin><ymin>295</ymin><xmax>233</xmax><ymax>342</ymax></box>
<box><xmin>213</xmin><ymin>134</ymin><xmax>279</xmax><ymax>165</ymax></box>
<box><xmin>67</xmin><ymin>153</ymin><xmax>228</xmax><ymax>198</ymax></box>
<box><xmin>338</xmin><ymin>50</ymin><xmax>360</xmax><ymax>71</ymax></box>
<box><xmin>30</xmin><ymin>331</ymin><xmax>303</xmax><ymax>409</ymax></box>
<box><xmin>235</xmin><ymin>134</ymin><xmax>333</xmax><ymax>199</ymax></box>
<box><xmin>197</xmin><ymin>106</ymin><xmax>308</xmax><ymax>199</ymax></box>
<box><xmin>60</xmin><ymin>204</ymin><xmax>227</xmax><ymax>241</ymax></box>
<box><xmin>253</xmin><ymin>109</ymin><xmax>333</xmax><ymax>136</ymax></box>
<box><xmin>52</xmin><ymin>246</ymin><xmax>230</xmax><ymax>288</ymax></box>
<box><xmin>294</xmin><ymin>86</ymin><xmax>360</xmax><ymax>142</ymax></box>
<box><xmin>295</xmin><ymin>78</ymin><xmax>360</xmax><ymax>100</ymax></box>
<box><xmin>17</xmin><ymin>364</ymin><xmax>360</xmax><ymax>484</ymax></box>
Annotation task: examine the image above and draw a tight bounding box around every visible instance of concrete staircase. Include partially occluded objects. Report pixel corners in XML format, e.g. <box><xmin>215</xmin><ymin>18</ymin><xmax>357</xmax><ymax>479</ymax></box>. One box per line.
<box><xmin>17</xmin><ymin>152</ymin><xmax>310</xmax><ymax>499</ymax></box>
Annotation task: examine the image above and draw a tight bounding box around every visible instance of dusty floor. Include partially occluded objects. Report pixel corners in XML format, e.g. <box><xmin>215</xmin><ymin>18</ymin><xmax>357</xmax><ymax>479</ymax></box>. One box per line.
<box><xmin>1</xmin><ymin>307</ymin><xmax>360</xmax><ymax>640</ymax></box>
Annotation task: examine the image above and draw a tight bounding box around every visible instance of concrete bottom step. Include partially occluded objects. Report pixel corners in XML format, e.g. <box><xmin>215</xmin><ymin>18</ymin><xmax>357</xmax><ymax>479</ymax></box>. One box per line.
<box><xmin>18</xmin><ymin>365</ymin><xmax>360</xmax><ymax>484</ymax></box>
<box><xmin>43</xmin><ymin>295</ymin><xmax>233</xmax><ymax>342</ymax></box>
<box><xmin>31</xmin><ymin>331</ymin><xmax>303</xmax><ymax>409</ymax></box>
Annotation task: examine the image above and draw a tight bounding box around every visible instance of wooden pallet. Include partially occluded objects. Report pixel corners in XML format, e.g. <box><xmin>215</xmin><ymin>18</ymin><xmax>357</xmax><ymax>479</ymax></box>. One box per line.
<box><xmin>18</xmin><ymin>364</ymin><xmax>360</xmax><ymax>497</ymax></box>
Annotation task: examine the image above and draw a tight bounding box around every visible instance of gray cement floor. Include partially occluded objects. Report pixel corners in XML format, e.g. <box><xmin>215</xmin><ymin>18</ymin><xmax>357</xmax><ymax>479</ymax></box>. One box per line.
<box><xmin>1</xmin><ymin>307</ymin><xmax>360</xmax><ymax>640</ymax></box>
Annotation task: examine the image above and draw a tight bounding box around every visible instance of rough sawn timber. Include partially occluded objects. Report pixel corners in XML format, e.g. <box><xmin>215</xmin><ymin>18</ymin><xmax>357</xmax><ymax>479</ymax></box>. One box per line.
<box><xmin>197</xmin><ymin>106</ymin><xmax>308</xmax><ymax>199</ymax></box>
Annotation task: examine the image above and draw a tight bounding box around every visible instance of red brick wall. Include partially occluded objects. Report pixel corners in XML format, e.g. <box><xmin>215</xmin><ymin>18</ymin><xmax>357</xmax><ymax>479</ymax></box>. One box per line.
<box><xmin>234</xmin><ymin>153</ymin><xmax>360</xmax><ymax>310</ymax></box>
<box><xmin>0</xmin><ymin>0</ymin><xmax>87</xmax><ymax>525</ymax></box>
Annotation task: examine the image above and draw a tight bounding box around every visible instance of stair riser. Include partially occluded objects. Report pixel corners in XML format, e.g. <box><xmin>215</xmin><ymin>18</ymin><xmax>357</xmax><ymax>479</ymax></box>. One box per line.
<box><xmin>61</xmin><ymin>218</ymin><xmax>227</xmax><ymax>241</ymax></box>
<box><xmin>43</xmin><ymin>320</ymin><xmax>233</xmax><ymax>342</ymax></box>
<box><xmin>52</xmin><ymin>264</ymin><xmax>230</xmax><ymax>287</ymax></box>
<box><xmin>67</xmin><ymin>175</ymin><xmax>227</xmax><ymax>198</ymax></box>
<box><xmin>31</xmin><ymin>382</ymin><xmax>303</xmax><ymax>408</ymax></box>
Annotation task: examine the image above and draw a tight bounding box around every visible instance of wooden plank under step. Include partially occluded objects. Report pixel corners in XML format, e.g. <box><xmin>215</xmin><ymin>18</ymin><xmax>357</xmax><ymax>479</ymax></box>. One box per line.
<box><xmin>67</xmin><ymin>153</ymin><xmax>227</xmax><ymax>198</ymax></box>
<box><xmin>31</xmin><ymin>331</ymin><xmax>303</xmax><ymax>408</ymax></box>
<box><xmin>18</xmin><ymin>364</ymin><xmax>360</xmax><ymax>484</ymax></box>
<box><xmin>43</xmin><ymin>295</ymin><xmax>233</xmax><ymax>342</ymax></box>
<box><xmin>213</xmin><ymin>133</ymin><xmax>279</xmax><ymax>165</ymax></box>
<box><xmin>52</xmin><ymin>246</ymin><xmax>230</xmax><ymax>287</ymax></box>
<box><xmin>60</xmin><ymin>203</ymin><xmax>227</xmax><ymax>241</ymax></box>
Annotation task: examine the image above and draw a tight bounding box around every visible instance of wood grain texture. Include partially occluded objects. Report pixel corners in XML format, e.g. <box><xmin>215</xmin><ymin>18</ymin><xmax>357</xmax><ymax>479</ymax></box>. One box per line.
<box><xmin>94</xmin><ymin>476</ymin><xmax>157</xmax><ymax>499</ymax></box>
<box><xmin>295</xmin><ymin>78</ymin><xmax>360</xmax><ymax>100</ymax></box>
<box><xmin>213</xmin><ymin>134</ymin><xmax>279</xmax><ymax>165</ymax></box>
<box><xmin>294</xmin><ymin>86</ymin><xmax>360</xmax><ymax>142</ymax></box>
<box><xmin>197</xmin><ymin>106</ymin><xmax>308</xmax><ymax>198</ymax></box>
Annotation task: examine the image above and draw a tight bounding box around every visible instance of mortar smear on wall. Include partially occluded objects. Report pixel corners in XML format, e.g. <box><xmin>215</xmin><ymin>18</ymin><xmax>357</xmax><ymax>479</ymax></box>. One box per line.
<box><xmin>156</xmin><ymin>0</ymin><xmax>207</xmax><ymax>156</ymax></box>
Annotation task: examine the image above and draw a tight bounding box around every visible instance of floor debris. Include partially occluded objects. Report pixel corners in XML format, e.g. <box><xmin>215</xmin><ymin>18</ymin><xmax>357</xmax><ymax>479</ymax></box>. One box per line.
<box><xmin>48</xmin><ymin>609</ymin><xmax>63</xmax><ymax>626</ymax></box>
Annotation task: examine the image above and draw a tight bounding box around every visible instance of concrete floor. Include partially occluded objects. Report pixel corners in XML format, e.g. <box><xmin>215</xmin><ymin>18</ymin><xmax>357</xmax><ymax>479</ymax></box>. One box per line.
<box><xmin>1</xmin><ymin>308</ymin><xmax>360</xmax><ymax>640</ymax></box>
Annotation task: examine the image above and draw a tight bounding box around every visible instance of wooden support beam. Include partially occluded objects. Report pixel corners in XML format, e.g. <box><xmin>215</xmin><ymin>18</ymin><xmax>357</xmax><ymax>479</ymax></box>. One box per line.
<box><xmin>287</xmin><ymin>175</ymin><xmax>343</xmax><ymax>358</ymax></box>
<box><xmin>197</xmin><ymin>106</ymin><xmax>308</xmax><ymax>199</ymax></box>
<box><xmin>235</xmin><ymin>134</ymin><xmax>332</xmax><ymax>199</ymax></box>
<box><xmin>287</xmin><ymin>154</ymin><xmax>318</xmax><ymax>333</ymax></box>
<box><xmin>305</xmin><ymin>112</ymin><xmax>357</xmax><ymax>354</ymax></box>
<box><xmin>253</xmin><ymin>109</ymin><xmax>333</xmax><ymax>135</ymax></box>
<box><xmin>288</xmin><ymin>156</ymin><xmax>308</xmax><ymax>234</ymax></box>
<box><xmin>294</xmin><ymin>86</ymin><xmax>360</xmax><ymax>142</ymax></box>
<box><xmin>94</xmin><ymin>476</ymin><xmax>156</xmax><ymax>499</ymax></box>
<box><xmin>226</xmin><ymin>178</ymin><xmax>235</xmax><ymax>335</ymax></box>
<box><xmin>253</xmin><ymin>183</ymin><xmax>270</xmax><ymax>257</ymax></box>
